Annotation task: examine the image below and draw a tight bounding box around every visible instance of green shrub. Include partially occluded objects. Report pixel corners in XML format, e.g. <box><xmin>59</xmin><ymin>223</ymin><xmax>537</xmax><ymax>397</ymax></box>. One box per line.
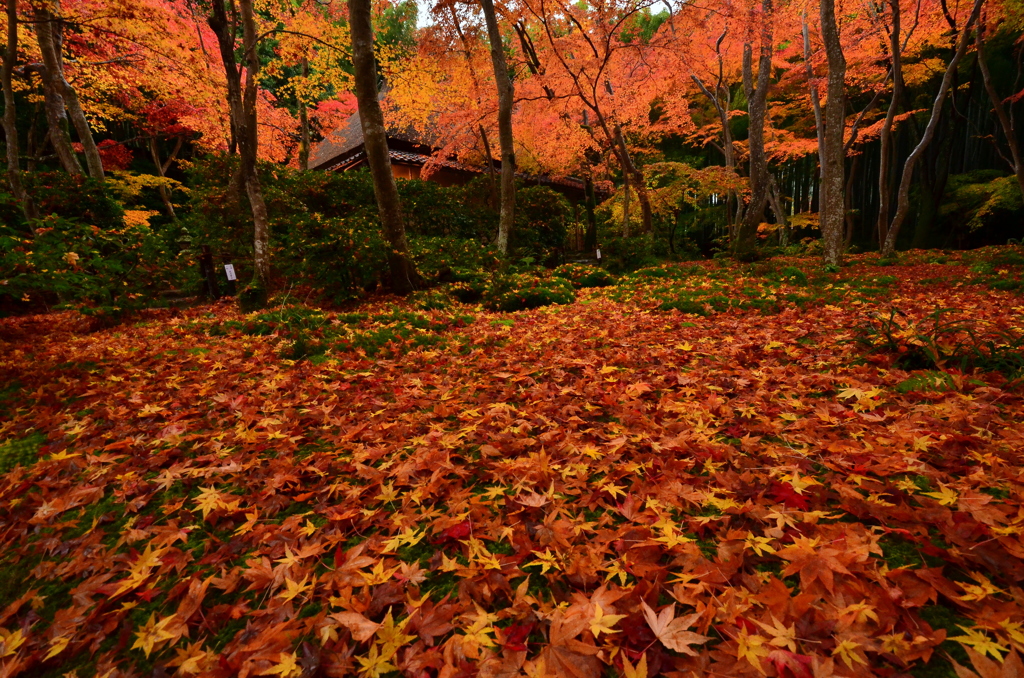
<box><xmin>0</xmin><ymin>214</ymin><xmax>181</xmax><ymax>319</ymax></box>
<box><xmin>411</xmin><ymin>290</ymin><xmax>455</xmax><ymax>310</ymax></box>
<box><xmin>553</xmin><ymin>263</ymin><xmax>616</xmax><ymax>288</ymax></box>
<box><xmin>600</xmin><ymin>234</ymin><xmax>665</xmax><ymax>273</ymax></box>
<box><xmin>0</xmin><ymin>434</ymin><xmax>46</xmax><ymax>475</ymax></box>
<box><xmin>279</xmin><ymin>212</ymin><xmax>387</xmax><ymax>303</ymax></box>
<box><xmin>779</xmin><ymin>266</ymin><xmax>808</xmax><ymax>286</ymax></box>
<box><xmin>514</xmin><ymin>187</ymin><xmax>570</xmax><ymax>259</ymax></box>
<box><xmin>409</xmin><ymin>236</ymin><xmax>500</xmax><ymax>279</ymax></box>
<box><xmin>659</xmin><ymin>298</ymin><xmax>711</xmax><ymax>315</ymax></box>
<box><xmin>855</xmin><ymin>307</ymin><xmax>1024</xmax><ymax>380</ymax></box>
<box><xmin>485</xmin><ymin>274</ymin><xmax>575</xmax><ymax>312</ymax></box>
<box><xmin>25</xmin><ymin>172</ymin><xmax>125</xmax><ymax>228</ymax></box>
<box><xmin>213</xmin><ymin>304</ymin><xmax>473</xmax><ymax>360</ymax></box>
<box><xmin>990</xmin><ymin>278</ymin><xmax>1023</xmax><ymax>291</ymax></box>
<box><xmin>896</xmin><ymin>371</ymin><xmax>956</xmax><ymax>393</ymax></box>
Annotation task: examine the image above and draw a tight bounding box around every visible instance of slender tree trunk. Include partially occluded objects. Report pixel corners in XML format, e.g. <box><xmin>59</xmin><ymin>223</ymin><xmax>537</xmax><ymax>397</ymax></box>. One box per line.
<box><xmin>768</xmin><ymin>173</ymin><xmax>788</xmax><ymax>230</ymax></box>
<box><xmin>614</xmin><ymin>124</ymin><xmax>652</xmax><ymax>233</ymax></box>
<box><xmin>801</xmin><ymin>12</ymin><xmax>826</xmax><ymax>171</ymax></box>
<box><xmin>736</xmin><ymin>0</ymin><xmax>774</xmax><ymax>259</ymax></box>
<box><xmin>348</xmin><ymin>0</ymin><xmax>414</xmax><ymax>294</ymax></box>
<box><xmin>149</xmin><ymin>137</ymin><xmax>182</xmax><ymax>219</ymax></box>
<box><xmin>877</xmin><ymin>0</ymin><xmax>904</xmax><ymax>246</ymax></box>
<box><xmin>479</xmin><ymin>0</ymin><xmax>515</xmax><ymax>255</ymax></box>
<box><xmin>31</xmin><ymin>21</ymin><xmax>80</xmax><ymax>175</ymax></box>
<box><xmin>209</xmin><ymin>0</ymin><xmax>272</xmax><ymax>290</ymax></box>
<box><xmin>2</xmin><ymin>0</ymin><xmax>36</xmax><ymax>226</ymax></box>
<box><xmin>819</xmin><ymin>0</ymin><xmax>846</xmax><ymax>266</ymax></box>
<box><xmin>621</xmin><ymin>169</ymin><xmax>631</xmax><ymax>237</ymax></box>
<box><xmin>584</xmin><ymin>172</ymin><xmax>598</xmax><ymax>251</ymax></box>
<box><xmin>298</xmin><ymin>57</ymin><xmax>310</xmax><ymax>171</ymax></box>
<box><xmin>693</xmin><ymin>74</ymin><xmax>740</xmax><ymax>234</ymax></box>
<box><xmin>978</xmin><ymin>22</ymin><xmax>1024</xmax><ymax>198</ymax></box>
<box><xmin>479</xmin><ymin>124</ymin><xmax>498</xmax><ymax>209</ymax></box>
<box><xmin>881</xmin><ymin>0</ymin><xmax>984</xmax><ymax>256</ymax></box>
<box><xmin>844</xmin><ymin>154</ymin><xmax>859</xmax><ymax>249</ymax></box>
<box><xmin>238</xmin><ymin>0</ymin><xmax>270</xmax><ymax>287</ymax></box>
<box><xmin>34</xmin><ymin>2</ymin><xmax>103</xmax><ymax>180</ymax></box>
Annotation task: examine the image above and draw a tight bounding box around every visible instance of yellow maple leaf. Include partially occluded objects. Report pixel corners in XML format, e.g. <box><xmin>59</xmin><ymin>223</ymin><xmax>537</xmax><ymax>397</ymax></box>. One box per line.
<box><xmin>357</xmin><ymin>643</ymin><xmax>397</xmax><ymax>677</ymax></box>
<box><xmin>591</xmin><ymin>604</ymin><xmax>626</xmax><ymax>637</ymax></box>
<box><xmin>832</xmin><ymin>638</ymin><xmax>866</xmax><ymax>668</ymax></box>
<box><xmin>604</xmin><ymin>560</ymin><xmax>630</xmax><ymax>586</ymax></box>
<box><xmin>44</xmin><ymin>635</ymin><xmax>70</xmax><ymax>660</ymax></box>
<box><xmin>376</xmin><ymin>611</ymin><xmax>415</xmax><ymax>652</ymax></box>
<box><xmin>745</xmin><ymin>533</ymin><xmax>776</xmax><ymax>557</ymax></box>
<box><xmin>652</xmin><ymin>519</ymin><xmax>692</xmax><ymax>549</ymax></box>
<box><xmin>260</xmin><ymin>652</ymin><xmax>302</xmax><ymax>677</ymax></box>
<box><xmin>131</xmin><ymin>613</ymin><xmax>179</xmax><ymax>658</ymax></box>
<box><xmin>278</xmin><ymin>576</ymin><xmax>313</xmax><ymax>603</ymax></box>
<box><xmin>950</xmin><ymin>626</ymin><xmax>1008</xmax><ymax>659</ymax></box>
<box><xmin>922</xmin><ymin>484</ymin><xmax>958</xmax><ymax>506</ymax></box>
<box><xmin>755</xmin><ymin>616</ymin><xmax>797</xmax><ymax>652</ymax></box>
<box><xmin>736</xmin><ymin>629</ymin><xmax>769</xmax><ymax>671</ymax></box>
<box><xmin>621</xmin><ymin>652</ymin><xmax>648</xmax><ymax>678</ymax></box>
<box><xmin>524</xmin><ymin>549</ymin><xmax>561</xmax><ymax>574</ymax></box>
<box><xmin>359</xmin><ymin>561</ymin><xmax>400</xmax><ymax>586</ymax></box>
<box><xmin>1</xmin><ymin>628</ymin><xmax>26</xmax><ymax>658</ymax></box>
<box><xmin>166</xmin><ymin>641</ymin><xmax>208</xmax><ymax>674</ymax></box>
<box><xmin>959</xmin><ymin>573</ymin><xmax>1005</xmax><ymax>602</ymax></box>
<box><xmin>193</xmin><ymin>486</ymin><xmax>228</xmax><ymax>520</ymax></box>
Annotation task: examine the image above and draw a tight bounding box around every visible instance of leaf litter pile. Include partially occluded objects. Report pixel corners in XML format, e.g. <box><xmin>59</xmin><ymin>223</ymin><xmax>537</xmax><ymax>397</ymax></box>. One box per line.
<box><xmin>2</xmin><ymin>249</ymin><xmax>1024</xmax><ymax>678</ymax></box>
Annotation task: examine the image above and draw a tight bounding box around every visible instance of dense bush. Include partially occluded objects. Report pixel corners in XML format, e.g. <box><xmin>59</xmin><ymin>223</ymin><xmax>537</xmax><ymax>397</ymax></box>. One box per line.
<box><xmin>598</xmin><ymin>233</ymin><xmax>670</xmax><ymax>273</ymax></box>
<box><xmin>278</xmin><ymin>212</ymin><xmax>388</xmax><ymax>303</ymax></box>
<box><xmin>553</xmin><ymin>263</ymin><xmax>616</xmax><ymax>288</ymax></box>
<box><xmin>0</xmin><ymin>214</ymin><xmax>181</xmax><ymax>319</ymax></box>
<box><xmin>25</xmin><ymin>172</ymin><xmax>126</xmax><ymax>228</ymax></box>
<box><xmin>513</xmin><ymin>186</ymin><xmax>571</xmax><ymax>260</ymax></box>
<box><xmin>485</xmin><ymin>274</ymin><xmax>575</xmax><ymax>312</ymax></box>
<box><xmin>409</xmin><ymin>236</ymin><xmax>501</xmax><ymax>278</ymax></box>
<box><xmin>924</xmin><ymin>171</ymin><xmax>1024</xmax><ymax>249</ymax></box>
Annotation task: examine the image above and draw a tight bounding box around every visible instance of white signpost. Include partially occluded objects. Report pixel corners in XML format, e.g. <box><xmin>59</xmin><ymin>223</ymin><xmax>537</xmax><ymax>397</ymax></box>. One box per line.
<box><xmin>224</xmin><ymin>264</ymin><xmax>237</xmax><ymax>281</ymax></box>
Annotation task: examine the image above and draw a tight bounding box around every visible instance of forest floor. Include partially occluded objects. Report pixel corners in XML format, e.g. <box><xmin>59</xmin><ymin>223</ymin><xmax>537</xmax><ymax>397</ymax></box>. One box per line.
<box><xmin>2</xmin><ymin>247</ymin><xmax>1024</xmax><ymax>678</ymax></box>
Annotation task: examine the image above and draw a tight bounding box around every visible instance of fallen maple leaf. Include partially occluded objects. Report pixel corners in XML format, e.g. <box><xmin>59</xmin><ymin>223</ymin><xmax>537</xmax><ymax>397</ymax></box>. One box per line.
<box><xmin>639</xmin><ymin>601</ymin><xmax>709</xmax><ymax>655</ymax></box>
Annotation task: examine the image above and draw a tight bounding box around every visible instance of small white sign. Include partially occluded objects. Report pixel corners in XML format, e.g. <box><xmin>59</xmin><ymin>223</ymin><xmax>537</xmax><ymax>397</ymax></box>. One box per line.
<box><xmin>224</xmin><ymin>264</ymin><xmax>237</xmax><ymax>281</ymax></box>
<box><xmin>596</xmin><ymin>249</ymin><xmax>602</xmax><ymax>260</ymax></box>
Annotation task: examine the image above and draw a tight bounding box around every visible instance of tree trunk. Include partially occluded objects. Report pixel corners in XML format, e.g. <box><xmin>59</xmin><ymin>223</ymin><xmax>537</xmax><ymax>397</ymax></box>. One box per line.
<box><xmin>614</xmin><ymin>124</ymin><xmax>652</xmax><ymax>234</ymax></box>
<box><xmin>299</xmin><ymin>57</ymin><xmax>310</xmax><ymax>171</ymax></box>
<box><xmin>978</xmin><ymin>22</ymin><xmax>1024</xmax><ymax>198</ymax></box>
<box><xmin>348</xmin><ymin>0</ymin><xmax>415</xmax><ymax>294</ymax></box>
<box><xmin>693</xmin><ymin>74</ymin><xmax>738</xmax><ymax>231</ymax></box>
<box><xmin>31</xmin><ymin>17</ymin><xmax>80</xmax><ymax>175</ymax></box>
<box><xmin>34</xmin><ymin>2</ymin><xmax>103</xmax><ymax>180</ymax></box>
<box><xmin>819</xmin><ymin>0</ymin><xmax>846</xmax><ymax>266</ymax></box>
<box><xmin>2</xmin><ymin>0</ymin><xmax>36</xmax><ymax>226</ymax></box>
<box><xmin>735</xmin><ymin>2</ymin><xmax>774</xmax><ymax>260</ymax></box>
<box><xmin>209</xmin><ymin>0</ymin><xmax>272</xmax><ymax>290</ymax></box>
<box><xmin>801</xmin><ymin>12</ymin><xmax>826</xmax><ymax>172</ymax></box>
<box><xmin>876</xmin><ymin>0</ymin><xmax>904</xmax><ymax>247</ymax></box>
<box><xmin>479</xmin><ymin>124</ymin><xmax>499</xmax><ymax>209</ymax></box>
<box><xmin>149</xmin><ymin>136</ymin><xmax>182</xmax><ymax>219</ymax></box>
<box><xmin>844</xmin><ymin>153</ymin><xmax>859</xmax><ymax>249</ymax></box>
<box><xmin>584</xmin><ymin>172</ymin><xmax>598</xmax><ymax>251</ymax></box>
<box><xmin>881</xmin><ymin>0</ymin><xmax>983</xmax><ymax>257</ymax></box>
<box><xmin>621</xmin><ymin>170</ymin><xmax>631</xmax><ymax>237</ymax></box>
<box><xmin>479</xmin><ymin>0</ymin><xmax>515</xmax><ymax>255</ymax></box>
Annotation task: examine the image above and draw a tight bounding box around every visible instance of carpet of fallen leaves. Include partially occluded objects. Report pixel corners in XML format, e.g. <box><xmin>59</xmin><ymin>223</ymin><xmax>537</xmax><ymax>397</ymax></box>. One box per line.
<box><xmin>2</xmin><ymin>250</ymin><xmax>1024</xmax><ymax>678</ymax></box>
